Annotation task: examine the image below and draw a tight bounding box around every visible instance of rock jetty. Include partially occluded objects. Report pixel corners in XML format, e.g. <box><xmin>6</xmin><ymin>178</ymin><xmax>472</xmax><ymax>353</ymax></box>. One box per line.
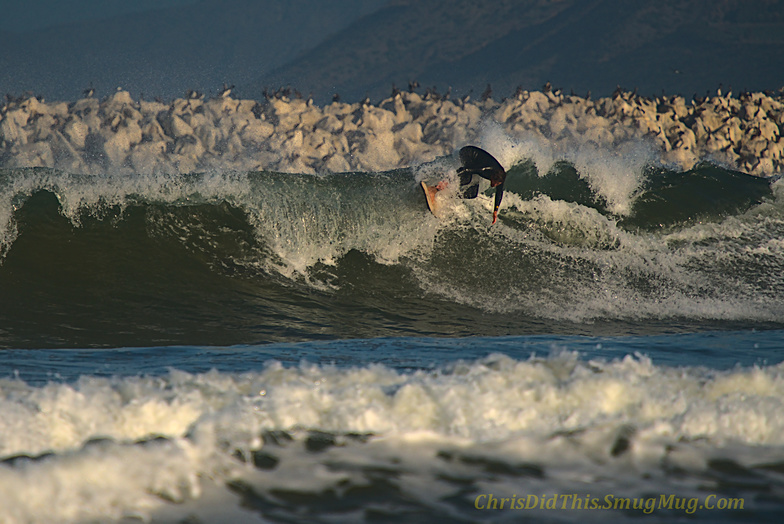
<box><xmin>1</xmin><ymin>87</ymin><xmax>783</xmax><ymax>176</ymax></box>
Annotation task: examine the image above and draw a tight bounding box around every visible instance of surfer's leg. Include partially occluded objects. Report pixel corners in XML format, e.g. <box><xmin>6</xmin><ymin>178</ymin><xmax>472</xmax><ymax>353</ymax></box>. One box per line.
<box><xmin>457</xmin><ymin>170</ymin><xmax>480</xmax><ymax>199</ymax></box>
<box><xmin>461</xmin><ymin>184</ymin><xmax>480</xmax><ymax>199</ymax></box>
<box><xmin>458</xmin><ymin>169</ymin><xmax>474</xmax><ymax>186</ymax></box>
<box><xmin>434</xmin><ymin>169</ymin><xmax>481</xmax><ymax>196</ymax></box>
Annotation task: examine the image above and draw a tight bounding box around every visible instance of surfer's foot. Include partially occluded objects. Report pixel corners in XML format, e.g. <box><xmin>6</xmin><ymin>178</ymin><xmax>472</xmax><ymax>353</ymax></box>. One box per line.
<box><xmin>435</xmin><ymin>180</ymin><xmax>448</xmax><ymax>191</ymax></box>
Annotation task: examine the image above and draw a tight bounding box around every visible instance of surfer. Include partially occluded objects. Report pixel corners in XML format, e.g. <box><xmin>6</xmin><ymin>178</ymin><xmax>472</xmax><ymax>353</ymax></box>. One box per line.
<box><xmin>425</xmin><ymin>146</ymin><xmax>507</xmax><ymax>224</ymax></box>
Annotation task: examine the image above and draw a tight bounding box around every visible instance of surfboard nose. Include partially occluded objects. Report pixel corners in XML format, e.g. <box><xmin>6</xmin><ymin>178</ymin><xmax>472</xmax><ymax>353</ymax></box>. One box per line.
<box><xmin>421</xmin><ymin>181</ymin><xmax>440</xmax><ymax>216</ymax></box>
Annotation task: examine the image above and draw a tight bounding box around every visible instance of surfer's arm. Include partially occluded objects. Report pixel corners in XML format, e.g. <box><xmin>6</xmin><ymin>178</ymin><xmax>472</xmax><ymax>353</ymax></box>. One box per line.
<box><xmin>492</xmin><ymin>183</ymin><xmax>505</xmax><ymax>225</ymax></box>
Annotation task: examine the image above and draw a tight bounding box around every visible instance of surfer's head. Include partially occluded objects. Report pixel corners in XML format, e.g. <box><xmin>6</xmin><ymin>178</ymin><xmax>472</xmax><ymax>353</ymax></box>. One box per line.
<box><xmin>489</xmin><ymin>168</ymin><xmax>506</xmax><ymax>187</ymax></box>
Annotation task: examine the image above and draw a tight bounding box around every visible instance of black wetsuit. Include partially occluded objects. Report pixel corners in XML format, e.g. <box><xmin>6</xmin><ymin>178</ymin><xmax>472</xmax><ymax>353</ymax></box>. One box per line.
<box><xmin>457</xmin><ymin>146</ymin><xmax>506</xmax><ymax>218</ymax></box>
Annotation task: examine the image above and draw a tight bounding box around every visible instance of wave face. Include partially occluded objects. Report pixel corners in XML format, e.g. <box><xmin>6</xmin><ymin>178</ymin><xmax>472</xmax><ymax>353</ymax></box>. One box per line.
<box><xmin>0</xmin><ymin>141</ymin><xmax>782</xmax><ymax>348</ymax></box>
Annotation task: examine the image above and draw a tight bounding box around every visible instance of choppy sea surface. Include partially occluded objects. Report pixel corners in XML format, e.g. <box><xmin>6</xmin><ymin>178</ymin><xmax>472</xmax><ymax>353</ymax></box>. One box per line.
<box><xmin>1</xmin><ymin>134</ymin><xmax>784</xmax><ymax>523</ymax></box>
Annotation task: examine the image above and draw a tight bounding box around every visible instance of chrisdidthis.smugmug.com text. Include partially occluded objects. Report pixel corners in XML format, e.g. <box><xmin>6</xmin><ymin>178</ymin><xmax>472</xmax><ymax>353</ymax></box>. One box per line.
<box><xmin>474</xmin><ymin>493</ymin><xmax>744</xmax><ymax>514</ymax></box>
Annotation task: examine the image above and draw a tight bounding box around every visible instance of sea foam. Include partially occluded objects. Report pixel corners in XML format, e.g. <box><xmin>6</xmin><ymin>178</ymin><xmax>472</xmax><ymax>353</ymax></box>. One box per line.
<box><xmin>1</xmin><ymin>351</ymin><xmax>783</xmax><ymax>522</ymax></box>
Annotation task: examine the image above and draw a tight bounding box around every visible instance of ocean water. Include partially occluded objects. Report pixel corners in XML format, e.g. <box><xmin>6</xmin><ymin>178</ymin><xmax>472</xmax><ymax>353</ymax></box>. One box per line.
<box><xmin>1</xmin><ymin>134</ymin><xmax>784</xmax><ymax>523</ymax></box>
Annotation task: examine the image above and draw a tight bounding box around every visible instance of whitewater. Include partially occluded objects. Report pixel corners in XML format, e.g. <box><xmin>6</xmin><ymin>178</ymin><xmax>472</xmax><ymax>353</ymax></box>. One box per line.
<box><xmin>2</xmin><ymin>91</ymin><xmax>784</xmax><ymax>522</ymax></box>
